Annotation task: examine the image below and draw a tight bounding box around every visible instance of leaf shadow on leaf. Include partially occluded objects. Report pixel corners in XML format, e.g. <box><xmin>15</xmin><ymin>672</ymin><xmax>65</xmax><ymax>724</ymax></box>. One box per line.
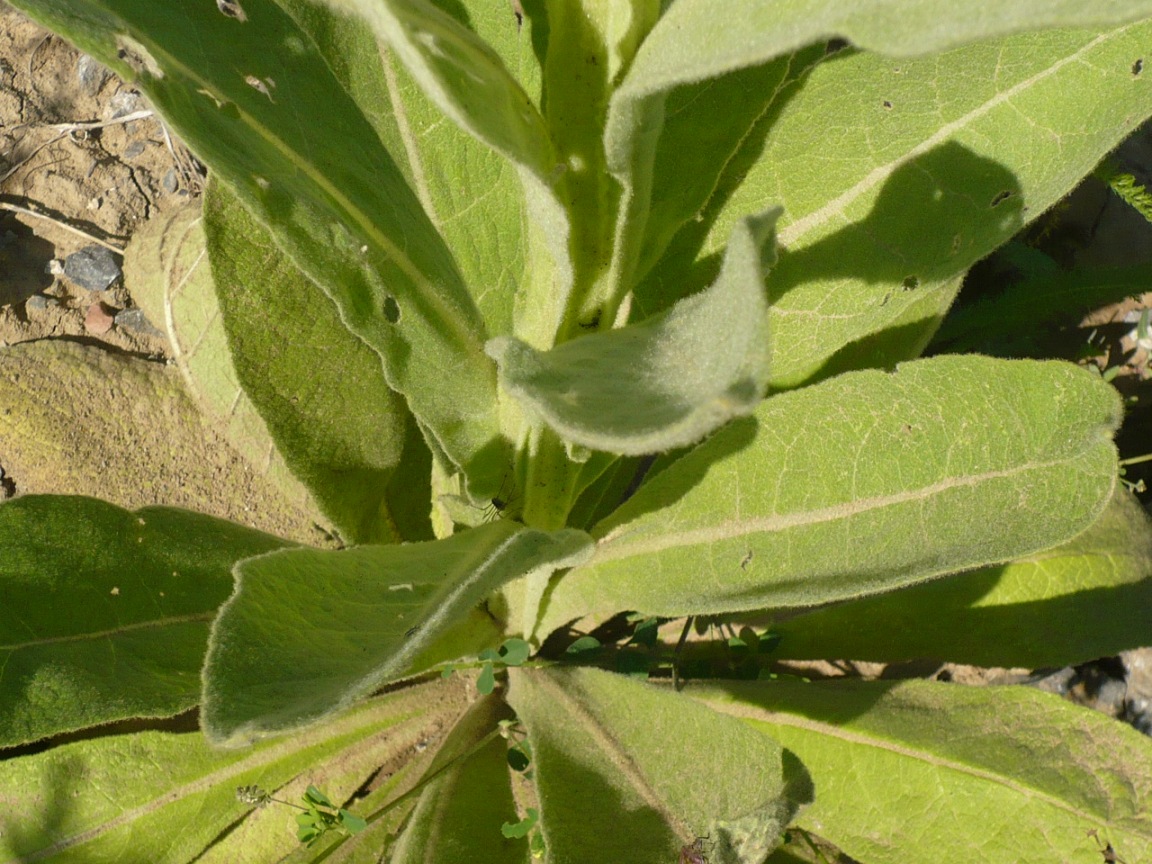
<box><xmin>637</xmin><ymin>140</ymin><xmax>1025</xmax><ymax>335</ymax></box>
<box><xmin>766</xmin><ymin>141</ymin><xmax>1024</xmax><ymax>301</ymax></box>
<box><xmin>772</xmin><ymin>564</ymin><xmax>1152</xmax><ymax>669</ymax></box>
<box><xmin>533</xmin><ymin>744</ymin><xmax>680</xmax><ymax>862</ymax></box>
<box><xmin>803</xmin><ymin>316</ymin><xmax>944</xmax><ymax>383</ymax></box>
<box><xmin>587</xmin><ymin>416</ymin><xmax>758</xmax><ymax>537</ymax></box>
<box><xmin>0</xmin><ymin>753</ymin><xmax>82</xmax><ymax>860</ymax></box>
<box><xmin>631</xmin><ymin>50</ymin><xmax>826</xmax><ymax>318</ymax></box>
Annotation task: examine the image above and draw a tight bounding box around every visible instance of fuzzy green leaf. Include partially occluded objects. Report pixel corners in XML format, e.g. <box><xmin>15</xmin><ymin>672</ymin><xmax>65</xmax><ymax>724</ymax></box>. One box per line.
<box><xmin>324</xmin><ymin>0</ymin><xmax>574</xmax><ymax>350</ymax></box>
<box><xmin>202</xmin><ymin>180</ymin><xmax>417</xmax><ymax>544</ymax></box>
<box><xmin>5</xmin><ymin>0</ymin><xmax>506</xmax><ymax>498</ymax></box>
<box><xmin>488</xmin><ymin>210</ymin><xmax>777</xmax><ymax>455</ymax></box>
<box><xmin>203</xmin><ymin>522</ymin><xmax>593</xmax><ymax>745</ymax></box>
<box><xmin>0</xmin><ymin>678</ymin><xmax>469</xmax><ymax>864</ymax></box>
<box><xmin>508</xmin><ymin>667</ymin><xmax>805</xmax><ymax>864</ymax></box>
<box><xmin>123</xmin><ymin>199</ymin><xmax>326</xmax><ymax>527</ymax></box>
<box><xmin>538</xmin><ymin>356</ymin><xmax>1119</xmax><ymax>631</ymax></box>
<box><xmin>279</xmin><ymin>0</ymin><xmax>537</xmax><ymax>341</ymax></box>
<box><xmin>639</xmin><ymin>21</ymin><xmax>1152</xmax><ymax>387</ymax></box>
<box><xmin>770</xmin><ymin>487</ymin><xmax>1152</xmax><ymax>668</ymax></box>
<box><xmin>0</xmin><ymin>496</ymin><xmax>288</xmax><ymax>748</ymax></box>
<box><xmin>390</xmin><ymin>695</ymin><xmax>526</xmax><ymax>864</ymax></box>
<box><xmin>695</xmin><ymin>677</ymin><xmax>1152</xmax><ymax>864</ymax></box>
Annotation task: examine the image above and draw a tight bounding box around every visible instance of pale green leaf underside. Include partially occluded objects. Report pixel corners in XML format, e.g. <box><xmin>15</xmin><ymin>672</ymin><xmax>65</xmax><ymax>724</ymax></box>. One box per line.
<box><xmin>0</xmin><ymin>679</ymin><xmax>470</xmax><ymax>864</ymax></box>
<box><xmin>538</xmin><ymin>355</ymin><xmax>1119</xmax><ymax>629</ymax></box>
<box><xmin>6</xmin><ymin>0</ymin><xmax>505</xmax><ymax>498</ymax></box>
<box><xmin>488</xmin><ymin>210</ymin><xmax>778</xmax><ymax>456</ymax></box>
<box><xmin>203</xmin><ymin>180</ymin><xmax>410</xmax><ymax>544</ymax></box>
<box><xmin>696</xmin><ymin>677</ymin><xmax>1152</xmax><ymax>864</ymax></box>
<box><xmin>0</xmin><ymin>496</ymin><xmax>288</xmax><ymax>749</ymax></box>
<box><xmin>770</xmin><ymin>487</ymin><xmax>1152</xmax><ymax>668</ymax></box>
<box><xmin>203</xmin><ymin>521</ymin><xmax>593</xmax><ymax>745</ymax></box>
<box><xmin>508</xmin><ymin>667</ymin><xmax>798</xmax><ymax>864</ymax></box>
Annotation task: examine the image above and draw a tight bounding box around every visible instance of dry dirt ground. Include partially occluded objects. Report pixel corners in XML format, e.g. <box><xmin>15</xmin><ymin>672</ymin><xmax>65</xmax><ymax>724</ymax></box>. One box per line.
<box><xmin>0</xmin><ymin>2</ymin><xmax>1150</xmax><ymax>741</ymax></box>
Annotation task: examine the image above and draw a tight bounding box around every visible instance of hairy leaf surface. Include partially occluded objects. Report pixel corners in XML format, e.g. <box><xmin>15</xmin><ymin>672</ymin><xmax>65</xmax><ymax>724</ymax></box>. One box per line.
<box><xmin>488</xmin><ymin>210</ymin><xmax>777</xmax><ymax>455</ymax></box>
<box><xmin>124</xmin><ymin>199</ymin><xmax>325</xmax><ymax>526</ymax></box>
<box><xmin>539</xmin><ymin>356</ymin><xmax>1119</xmax><ymax>629</ymax></box>
<box><xmin>0</xmin><ymin>496</ymin><xmax>289</xmax><ymax>749</ymax></box>
<box><xmin>769</xmin><ymin>487</ymin><xmax>1152</xmax><ymax>668</ymax></box>
<box><xmin>202</xmin><ymin>181</ymin><xmax>416</xmax><ymax>544</ymax></box>
<box><xmin>203</xmin><ymin>521</ymin><xmax>593</xmax><ymax>745</ymax></box>
<box><xmin>695</xmin><ymin>677</ymin><xmax>1152</xmax><ymax>864</ymax></box>
<box><xmin>508</xmin><ymin>667</ymin><xmax>803</xmax><ymax>864</ymax></box>
<box><xmin>0</xmin><ymin>679</ymin><xmax>469</xmax><ymax>864</ymax></box>
<box><xmin>639</xmin><ymin>21</ymin><xmax>1152</xmax><ymax>386</ymax></box>
<box><xmin>6</xmin><ymin>0</ymin><xmax>505</xmax><ymax>497</ymax></box>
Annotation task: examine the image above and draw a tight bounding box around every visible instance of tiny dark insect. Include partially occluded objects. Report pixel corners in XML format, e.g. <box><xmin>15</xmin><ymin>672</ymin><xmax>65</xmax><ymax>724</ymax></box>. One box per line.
<box><xmin>679</xmin><ymin>838</ymin><xmax>709</xmax><ymax>864</ymax></box>
<box><xmin>1088</xmin><ymin>829</ymin><xmax>1127</xmax><ymax>864</ymax></box>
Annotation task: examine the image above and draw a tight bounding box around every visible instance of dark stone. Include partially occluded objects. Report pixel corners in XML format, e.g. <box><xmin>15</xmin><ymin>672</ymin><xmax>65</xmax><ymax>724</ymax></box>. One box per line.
<box><xmin>64</xmin><ymin>245</ymin><xmax>121</xmax><ymax>291</ymax></box>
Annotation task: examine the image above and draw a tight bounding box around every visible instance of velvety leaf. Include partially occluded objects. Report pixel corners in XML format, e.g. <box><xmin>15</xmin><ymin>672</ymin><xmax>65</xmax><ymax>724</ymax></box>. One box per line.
<box><xmin>537</xmin><ymin>356</ymin><xmax>1120</xmax><ymax>632</ymax></box>
<box><xmin>488</xmin><ymin>210</ymin><xmax>777</xmax><ymax>455</ymax></box>
<box><xmin>0</xmin><ymin>678</ymin><xmax>469</xmax><ymax>864</ymax></box>
<box><xmin>203</xmin><ymin>521</ymin><xmax>593</xmax><ymax>745</ymax></box>
<box><xmin>769</xmin><ymin>487</ymin><xmax>1152</xmax><ymax>668</ymax></box>
<box><xmin>390</xmin><ymin>695</ymin><xmax>526</xmax><ymax>863</ymax></box>
<box><xmin>695</xmin><ymin>677</ymin><xmax>1152</xmax><ymax>864</ymax></box>
<box><xmin>508</xmin><ymin>667</ymin><xmax>804</xmax><ymax>864</ymax></box>
<box><xmin>325</xmin><ymin>0</ymin><xmax>574</xmax><ymax>350</ymax></box>
<box><xmin>124</xmin><ymin>198</ymin><xmax>322</xmax><ymax>524</ymax></box>
<box><xmin>607</xmin><ymin>1</ymin><xmax>1152</xmax><ymax>336</ymax></box>
<box><xmin>6</xmin><ymin>0</ymin><xmax>506</xmax><ymax>498</ymax></box>
<box><xmin>280</xmin><ymin>0</ymin><xmax>536</xmax><ymax>341</ymax></box>
<box><xmin>620</xmin><ymin>0</ymin><xmax>1152</xmax><ymax>100</ymax></box>
<box><xmin>0</xmin><ymin>339</ymin><xmax>320</xmax><ymax>541</ymax></box>
<box><xmin>638</xmin><ymin>21</ymin><xmax>1152</xmax><ymax>387</ymax></box>
<box><xmin>202</xmin><ymin>180</ymin><xmax>414</xmax><ymax>544</ymax></box>
<box><xmin>0</xmin><ymin>496</ymin><xmax>289</xmax><ymax>748</ymax></box>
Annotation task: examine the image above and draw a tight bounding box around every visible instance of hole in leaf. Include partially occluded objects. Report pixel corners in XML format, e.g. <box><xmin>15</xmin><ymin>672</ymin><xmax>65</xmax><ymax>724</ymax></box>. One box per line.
<box><xmin>1134</xmin><ymin>58</ymin><xmax>1144</xmax><ymax>76</ymax></box>
<box><xmin>216</xmin><ymin>0</ymin><xmax>248</xmax><ymax>21</ymax></box>
<box><xmin>901</xmin><ymin>275</ymin><xmax>920</xmax><ymax>290</ymax></box>
<box><xmin>382</xmin><ymin>296</ymin><xmax>400</xmax><ymax>323</ymax></box>
<box><xmin>990</xmin><ymin>190</ymin><xmax>1013</xmax><ymax>208</ymax></box>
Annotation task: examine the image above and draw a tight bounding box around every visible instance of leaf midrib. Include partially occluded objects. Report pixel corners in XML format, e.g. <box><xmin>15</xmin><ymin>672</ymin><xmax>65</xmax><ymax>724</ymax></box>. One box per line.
<box><xmin>593</xmin><ymin>453</ymin><xmax>1110</xmax><ymax>561</ymax></box>
<box><xmin>774</xmin><ymin>29</ymin><xmax>1117</xmax><ymax>250</ymax></box>
<box><xmin>118</xmin><ymin>10</ymin><xmax>484</xmax><ymax>357</ymax></box>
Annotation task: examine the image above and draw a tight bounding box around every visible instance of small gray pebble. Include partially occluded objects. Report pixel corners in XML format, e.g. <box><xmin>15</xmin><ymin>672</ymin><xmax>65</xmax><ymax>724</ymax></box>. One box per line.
<box><xmin>64</xmin><ymin>245</ymin><xmax>122</xmax><ymax>291</ymax></box>
<box><xmin>122</xmin><ymin>140</ymin><xmax>146</xmax><ymax>159</ymax></box>
<box><xmin>25</xmin><ymin>295</ymin><xmax>49</xmax><ymax>312</ymax></box>
<box><xmin>114</xmin><ymin>308</ymin><xmax>165</xmax><ymax>338</ymax></box>
<box><xmin>162</xmin><ymin>168</ymin><xmax>179</xmax><ymax>194</ymax></box>
<box><xmin>108</xmin><ymin>91</ymin><xmax>141</xmax><ymax>120</ymax></box>
<box><xmin>1124</xmin><ymin>696</ymin><xmax>1152</xmax><ymax>736</ymax></box>
<box><xmin>76</xmin><ymin>54</ymin><xmax>109</xmax><ymax>94</ymax></box>
<box><xmin>1024</xmin><ymin>666</ymin><xmax>1075</xmax><ymax>697</ymax></box>
<box><xmin>1091</xmin><ymin>677</ymin><xmax>1129</xmax><ymax>715</ymax></box>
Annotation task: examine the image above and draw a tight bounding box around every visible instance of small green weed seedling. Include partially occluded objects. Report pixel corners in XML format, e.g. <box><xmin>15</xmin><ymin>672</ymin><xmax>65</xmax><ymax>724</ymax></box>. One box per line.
<box><xmin>3</xmin><ymin>1</ymin><xmax>1152</xmax><ymax>862</ymax></box>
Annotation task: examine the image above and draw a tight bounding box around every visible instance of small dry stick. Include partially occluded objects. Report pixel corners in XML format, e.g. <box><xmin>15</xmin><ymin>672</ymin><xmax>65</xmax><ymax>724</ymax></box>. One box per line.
<box><xmin>1</xmin><ymin>110</ymin><xmax>154</xmax><ymax>184</ymax></box>
<box><xmin>0</xmin><ymin>201</ymin><xmax>124</xmax><ymax>254</ymax></box>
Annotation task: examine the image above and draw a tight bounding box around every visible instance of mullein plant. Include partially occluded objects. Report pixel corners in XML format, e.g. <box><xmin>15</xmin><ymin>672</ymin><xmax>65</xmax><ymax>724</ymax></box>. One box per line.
<box><xmin>3</xmin><ymin>1</ymin><xmax>1152</xmax><ymax>861</ymax></box>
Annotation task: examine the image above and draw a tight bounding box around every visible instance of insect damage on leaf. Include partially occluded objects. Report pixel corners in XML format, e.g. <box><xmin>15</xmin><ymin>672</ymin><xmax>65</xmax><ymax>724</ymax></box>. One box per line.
<box><xmin>216</xmin><ymin>0</ymin><xmax>247</xmax><ymax>22</ymax></box>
